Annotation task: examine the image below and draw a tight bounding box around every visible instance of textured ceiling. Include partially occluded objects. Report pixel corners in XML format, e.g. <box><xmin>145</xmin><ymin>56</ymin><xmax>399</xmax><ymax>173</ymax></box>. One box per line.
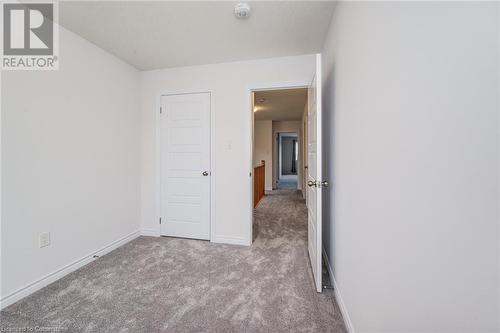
<box><xmin>59</xmin><ymin>1</ymin><xmax>336</xmax><ymax>70</ymax></box>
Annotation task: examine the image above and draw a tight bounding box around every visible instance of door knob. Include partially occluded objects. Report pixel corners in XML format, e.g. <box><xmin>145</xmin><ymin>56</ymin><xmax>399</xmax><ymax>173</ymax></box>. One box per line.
<box><xmin>321</xmin><ymin>181</ymin><xmax>329</xmax><ymax>187</ymax></box>
<box><xmin>202</xmin><ymin>171</ymin><xmax>209</xmax><ymax>176</ymax></box>
<box><xmin>307</xmin><ymin>180</ymin><xmax>316</xmax><ymax>187</ymax></box>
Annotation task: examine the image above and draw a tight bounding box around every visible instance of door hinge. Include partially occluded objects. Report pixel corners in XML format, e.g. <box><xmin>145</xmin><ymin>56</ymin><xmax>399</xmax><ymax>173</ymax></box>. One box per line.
<box><xmin>160</xmin><ymin>107</ymin><xmax>162</xmax><ymax>114</ymax></box>
<box><xmin>159</xmin><ymin>217</ymin><xmax>162</xmax><ymax>224</ymax></box>
<box><xmin>314</xmin><ymin>180</ymin><xmax>329</xmax><ymax>188</ymax></box>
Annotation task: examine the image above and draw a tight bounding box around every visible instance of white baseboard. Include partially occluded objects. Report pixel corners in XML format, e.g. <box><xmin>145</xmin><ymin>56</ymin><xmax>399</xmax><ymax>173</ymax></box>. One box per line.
<box><xmin>141</xmin><ymin>228</ymin><xmax>160</xmax><ymax>237</ymax></box>
<box><xmin>265</xmin><ymin>187</ymin><xmax>273</xmax><ymax>191</ymax></box>
<box><xmin>0</xmin><ymin>230</ymin><xmax>141</xmax><ymax>310</ymax></box>
<box><xmin>322</xmin><ymin>247</ymin><xmax>355</xmax><ymax>333</ymax></box>
<box><xmin>141</xmin><ymin>229</ymin><xmax>248</xmax><ymax>246</ymax></box>
<box><xmin>212</xmin><ymin>235</ymin><xmax>250</xmax><ymax>246</ymax></box>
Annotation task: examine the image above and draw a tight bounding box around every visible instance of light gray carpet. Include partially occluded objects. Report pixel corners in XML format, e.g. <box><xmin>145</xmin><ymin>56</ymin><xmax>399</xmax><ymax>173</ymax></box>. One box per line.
<box><xmin>1</xmin><ymin>190</ymin><xmax>346</xmax><ymax>332</ymax></box>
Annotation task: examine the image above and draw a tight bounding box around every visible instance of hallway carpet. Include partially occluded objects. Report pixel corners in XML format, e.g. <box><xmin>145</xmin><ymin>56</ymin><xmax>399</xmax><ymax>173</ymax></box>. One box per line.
<box><xmin>277</xmin><ymin>178</ymin><xmax>298</xmax><ymax>189</ymax></box>
<box><xmin>1</xmin><ymin>190</ymin><xmax>346</xmax><ymax>332</ymax></box>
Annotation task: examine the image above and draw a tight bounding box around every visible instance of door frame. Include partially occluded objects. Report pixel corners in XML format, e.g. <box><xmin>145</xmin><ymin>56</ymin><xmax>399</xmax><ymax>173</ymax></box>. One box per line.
<box><xmin>248</xmin><ymin>81</ymin><xmax>310</xmax><ymax>244</ymax></box>
<box><xmin>302</xmin><ymin>115</ymin><xmax>308</xmax><ymax>201</ymax></box>
<box><xmin>278</xmin><ymin>132</ymin><xmax>299</xmax><ymax>181</ymax></box>
<box><xmin>155</xmin><ymin>90</ymin><xmax>216</xmax><ymax>241</ymax></box>
<box><xmin>308</xmin><ymin>53</ymin><xmax>323</xmax><ymax>292</ymax></box>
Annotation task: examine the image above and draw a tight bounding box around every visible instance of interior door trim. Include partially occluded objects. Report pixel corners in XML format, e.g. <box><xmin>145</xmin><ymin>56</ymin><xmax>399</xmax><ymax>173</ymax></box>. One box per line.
<box><xmin>247</xmin><ymin>81</ymin><xmax>310</xmax><ymax>246</ymax></box>
<box><xmin>155</xmin><ymin>90</ymin><xmax>215</xmax><ymax>241</ymax></box>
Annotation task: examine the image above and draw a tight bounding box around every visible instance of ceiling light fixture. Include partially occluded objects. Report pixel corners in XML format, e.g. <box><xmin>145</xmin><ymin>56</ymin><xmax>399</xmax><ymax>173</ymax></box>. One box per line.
<box><xmin>234</xmin><ymin>3</ymin><xmax>251</xmax><ymax>19</ymax></box>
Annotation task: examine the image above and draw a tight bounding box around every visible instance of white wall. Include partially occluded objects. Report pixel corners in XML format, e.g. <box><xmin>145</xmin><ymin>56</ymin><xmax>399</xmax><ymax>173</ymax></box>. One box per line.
<box><xmin>322</xmin><ymin>2</ymin><xmax>499</xmax><ymax>332</ymax></box>
<box><xmin>140</xmin><ymin>55</ymin><xmax>315</xmax><ymax>244</ymax></box>
<box><xmin>253</xmin><ymin>120</ymin><xmax>273</xmax><ymax>190</ymax></box>
<box><xmin>1</xmin><ymin>27</ymin><xmax>141</xmax><ymax>305</ymax></box>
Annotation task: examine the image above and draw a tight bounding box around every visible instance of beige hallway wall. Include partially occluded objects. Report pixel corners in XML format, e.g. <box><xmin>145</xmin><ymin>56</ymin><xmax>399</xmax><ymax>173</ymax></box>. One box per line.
<box><xmin>253</xmin><ymin>120</ymin><xmax>273</xmax><ymax>190</ymax></box>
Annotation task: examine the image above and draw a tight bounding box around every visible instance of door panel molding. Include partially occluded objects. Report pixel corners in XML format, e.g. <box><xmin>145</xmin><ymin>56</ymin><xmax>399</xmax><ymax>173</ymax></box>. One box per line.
<box><xmin>155</xmin><ymin>90</ymin><xmax>215</xmax><ymax>241</ymax></box>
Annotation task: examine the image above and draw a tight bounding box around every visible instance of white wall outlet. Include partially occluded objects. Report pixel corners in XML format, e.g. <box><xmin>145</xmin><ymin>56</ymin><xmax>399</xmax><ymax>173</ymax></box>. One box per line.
<box><xmin>39</xmin><ymin>232</ymin><xmax>50</xmax><ymax>248</ymax></box>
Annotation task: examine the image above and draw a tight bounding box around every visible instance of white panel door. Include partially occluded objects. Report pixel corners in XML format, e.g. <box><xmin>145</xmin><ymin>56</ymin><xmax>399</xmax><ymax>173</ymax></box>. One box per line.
<box><xmin>160</xmin><ymin>93</ymin><xmax>211</xmax><ymax>240</ymax></box>
<box><xmin>307</xmin><ymin>54</ymin><xmax>323</xmax><ymax>292</ymax></box>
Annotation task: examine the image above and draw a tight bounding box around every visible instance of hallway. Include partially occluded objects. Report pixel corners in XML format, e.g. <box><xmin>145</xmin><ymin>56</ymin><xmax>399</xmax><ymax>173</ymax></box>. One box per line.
<box><xmin>1</xmin><ymin>190</ymin><xmax>346</xmax><ymax>332</ymax></box>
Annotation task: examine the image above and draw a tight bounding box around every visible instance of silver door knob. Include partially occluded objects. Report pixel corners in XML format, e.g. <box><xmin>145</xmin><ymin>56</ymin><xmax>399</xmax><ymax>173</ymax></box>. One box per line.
<box><xmin>321</xmin><ymin>181</ymin><xmax>329</xmax><ymax>187</ymax></box>
<box><xmin>307</xmin><ymin>180</ymin><xmax>316</xmax><ymax>187</ymax></box>
<box><xmin>202</xmin><ymin>171</ymin><xmax>209</xmax><ymax>176</ymax></box>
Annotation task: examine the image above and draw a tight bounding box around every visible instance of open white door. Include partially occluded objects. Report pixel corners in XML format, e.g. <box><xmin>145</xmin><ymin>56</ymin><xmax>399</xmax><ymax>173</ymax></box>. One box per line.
<box><xmin>307</xmin><ymin>54</ymin><xmax>323</xmax><ymax>292</ymax></box>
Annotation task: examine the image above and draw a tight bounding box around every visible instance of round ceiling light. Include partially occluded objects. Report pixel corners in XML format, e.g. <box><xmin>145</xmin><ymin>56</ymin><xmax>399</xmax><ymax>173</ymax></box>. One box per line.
<box><xmin>234</xmin><ymin>3</ymin><xmax>251</xmax><ymax>19</ymax></box>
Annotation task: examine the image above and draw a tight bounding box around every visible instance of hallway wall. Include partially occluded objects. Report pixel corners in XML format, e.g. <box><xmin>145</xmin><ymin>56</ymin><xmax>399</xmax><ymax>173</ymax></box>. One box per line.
<box><xmin>140</xmin><ymin>55</ymin><xmax>315</xmax><ymax>244</ymax></box>
<box><xmin>322</xmin><ymin>2</ymin><xmax>499</xmax><ymax>332</ymax></box>
<box><xmin>253</xmin><ymin>120</ymin><xmax>273</xmax><ymax>190</ymax></box>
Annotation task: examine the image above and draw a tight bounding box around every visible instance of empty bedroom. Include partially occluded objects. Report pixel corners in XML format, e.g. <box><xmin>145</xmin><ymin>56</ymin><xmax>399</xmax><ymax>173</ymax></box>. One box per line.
<box><xmin>1</xmin><ymin>1</ymin><xmax>499</xmax><ymax>332</ymax></box>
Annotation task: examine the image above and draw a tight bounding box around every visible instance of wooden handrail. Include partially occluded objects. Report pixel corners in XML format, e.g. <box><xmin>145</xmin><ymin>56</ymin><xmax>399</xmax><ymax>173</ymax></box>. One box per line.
<box><xmin>253</xmin><ymin>160</ymin><xmax>265</xmax><ymax>208</ymax></box>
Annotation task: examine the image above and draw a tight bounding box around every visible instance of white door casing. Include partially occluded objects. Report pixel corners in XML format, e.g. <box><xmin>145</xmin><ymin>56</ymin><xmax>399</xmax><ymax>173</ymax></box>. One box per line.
<box><xmin>160</xmin><ymin>93</ymin><xmax>211</xmax><ymax>240</ymax></box>
<box><xmin>307</xmin><ymin>54</ymin><xmax>323</xmax><ymax>292</ymax></box>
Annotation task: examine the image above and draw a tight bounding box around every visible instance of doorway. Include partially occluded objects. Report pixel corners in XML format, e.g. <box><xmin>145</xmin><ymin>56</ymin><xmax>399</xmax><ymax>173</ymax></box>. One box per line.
<box><xmin>251</xmin><ymin>87</ymin><xmax>307</xmax><ymax>198</ymax></box>
<box><xmin>249</xmin><ymin>54</ymin><xmax>323</xmax><ymax>293</ymax></box>
<box><xmin>278</xmin><ymin>132</ymin><xmax>298</xmax><ymax>189</ymax></box>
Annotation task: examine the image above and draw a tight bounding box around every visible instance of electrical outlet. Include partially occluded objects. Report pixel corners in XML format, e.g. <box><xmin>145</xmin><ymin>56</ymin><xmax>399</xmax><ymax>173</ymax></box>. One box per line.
<box><xmin>39</xmin><ymin>232</ymin><xmax>50</xmax><ymax>248</ymax></box>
